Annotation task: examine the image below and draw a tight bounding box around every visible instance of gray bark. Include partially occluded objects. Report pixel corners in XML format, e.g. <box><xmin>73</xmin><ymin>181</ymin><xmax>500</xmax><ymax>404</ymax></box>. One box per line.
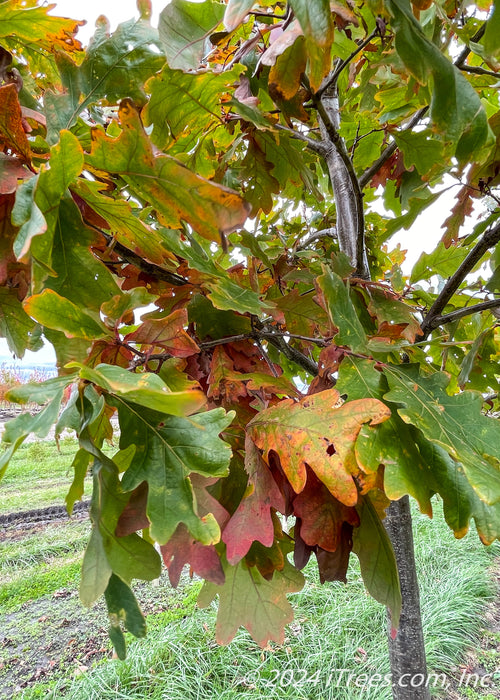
<box><xmin>384</xmin><ymin>497</ymin><xmax>430</xmax><ymax>700</ymax></box>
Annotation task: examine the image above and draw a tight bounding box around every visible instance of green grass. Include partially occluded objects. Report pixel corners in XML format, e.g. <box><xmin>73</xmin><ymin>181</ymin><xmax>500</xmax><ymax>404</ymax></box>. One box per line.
<box><xmin>1</xmin><ymin>438</ymin><xmax>498</xmax><ymax>700</ymax></box>
<box><xmin>20</xmin><ymin>500</ymin><xmax>499</xmax><ymax>700</ymax></box>
<box><xmin>0</xmin><ymin>437</ymin><xmax>114</xmax><ymax>513</ymax></box>
<box><xmin>0</xmin><ymin>520</ymin><xmax>90</xmax><ymax>610</ymax></box>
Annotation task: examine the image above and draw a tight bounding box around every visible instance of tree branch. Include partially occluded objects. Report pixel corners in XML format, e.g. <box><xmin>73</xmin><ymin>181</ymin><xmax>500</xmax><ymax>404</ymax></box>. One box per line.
<box><xmin>295</xmin><ymin>227</ymin><xmax>337</xmax><ymax>251</ymax></box>
<box><xmin>264</xmin><ymin>333</ymin><xmax>319</xmax><ymax>375</ymax></box>
<box><xmin>273</xmin><ymin>123</ymin><xmax>327</xmax><ymax>156</ymax></box>
<box><xmin>420</xmin><ymin>221</ymin><xmax>500</xmax><ymax>337</ymax></box>
<box><xmin>457</xmin><ymin>64</ymin><xmax>499</xmax><ymax>79</ymax></box>
<box><xmin>423</xmin><ymin>298</ymin><xmax>500</xmax><ymax>331</ymax></box>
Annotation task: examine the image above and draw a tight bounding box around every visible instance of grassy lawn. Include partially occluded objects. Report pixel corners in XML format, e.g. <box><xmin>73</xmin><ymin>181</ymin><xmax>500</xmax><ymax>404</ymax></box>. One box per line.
<box><xmin>0</xmin><ymin>439</ymin><xmax>499</xmax><ymax>699</ymax></box>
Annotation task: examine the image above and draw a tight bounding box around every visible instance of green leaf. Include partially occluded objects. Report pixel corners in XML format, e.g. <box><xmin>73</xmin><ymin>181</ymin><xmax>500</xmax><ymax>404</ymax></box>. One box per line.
<box><xmin>205</xmin><ymin>277</ymin><xmax>269</xmax><ymax>315</ymax></box>
<box><xmin>6</xmin><ymin>374</ymin><xmax>74</xmax><ymax>405</ymax></box>
<box><xmin>46</xmin><ymin>197</ymin><xmax>121</xmax><ymax>311</ymax></box>
<box><xmin>393</xmin><ymin>130</ymin><xmax>444</xmax><ymax>178</ymax></box>
<box><xmin>457</xmin><ymin>328</ymin><xmax>491</xmax><ymax>389</ymax></box>
<box><xmin>0</xmin><ymin>387</ymin><xmax>67</xmax><ymax>479</ymax></box>
<box><xmin>383</xmin><ymin>365</ymin><xmax>500</xmax><ymax>505</ymax></box>
<box><xmin>338</xmin><ymin>357</ymin><xmax>433</xmax><ymax>514</ymax></box>
<box><xmin>316</xmin><ymin>267</ymin><xmax>369</xmax><ymax>353</ymax></box>
<box><xmin>78</xmin><ymin>398</ymin><xmax>162</xmax><ymax>586</ymax></box>
<box><xmin>158</xmin><ymin>0</ymin><xmax>225</xmax><ymax>70</ymax></box>
<box><xmin>73</xmin><ymin>363</ymin><xmax>206</xmax><ymax>417</ymax></box>
<box><xmin>415</xmin><ymin>437</ymin><xmax>500</xmax><ymax>544</ymax></box>
<box><xmin>57</xmin><ymin>15</ymin><xmax>164</xmax><ymax>128</ymax></box>
<box><xmin>352</xmin><ymin>495</ymin><xmax>402</xmax><ymax>627</ymax></box>
<box><xmin>80</xmin><ymin>525</ymin><xmax>112</xmax><ymax>607</ymax></box>
<box><xmin>104</xmin><ymin>573</ymin><xmax>147</xmax><ymax>638</ymax></box>
<box><xmin>145</xmin><ymin>64</ymin><xmax>243</xmax><ymax>151</ymax></box>
<box><xmin>385</xmin><ymin>0</ymin><xmax>491</xmax><ymax>162</ymax></box>
<box><xmin>66</xmin><ymin>448</ymin><xmax>92</xmax><ymax>515</ymax></box>
<box><xmin>115</xmin><ymin>399</ymin><xmax>234</xmax><ymax>544</ymax></box>
<box><xmin>224</xmin><ymin>0</ymin><xmax>256</xmax><ymax>31</ymax></box>
<box><xmin>0</xmin><ymin>2</ymin><xmax>82</xmax><ymax>53</ymax></box>
<box><xmin>0</xmin><ymin>287</ymin><xmax>36</xmax><ymax>358</ymax></box>
<box><xmin>13</xmin><ymin>131</ymin><xmax>83</xmax><ymax>267</ymax></box>
<box><xmin>86</xmin><ymin>100</ymin><xmax>249</xmax><ymax>244</ymax></box>
<box><xmin>23</xmin><ymin>289</ymin><xmax>111</xmax><ymax>340</ymax></box>
<box><xmin>198</xmin><ymin>557</ymin><xmax>304</xmax><ymax>647</ymax></box>
<box><xmin>410</xmin><ymin>241</ymin><xmax>471</xmax><ymax>283</ymax></box>
<box><xmin>484</xmin><ymin>0</ymin><xmax>500</xmax><ymax>57</ymax></box>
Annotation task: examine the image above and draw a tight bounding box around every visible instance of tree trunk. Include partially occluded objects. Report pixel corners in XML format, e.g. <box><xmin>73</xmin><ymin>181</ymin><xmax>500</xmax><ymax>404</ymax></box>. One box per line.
<box><xmin>384</xmin><ymin>497</ymin><xmax>430</xmax><ymax>700</ymax></box>
<box><xmin>318</xmin><ymin>83</ymin><xmax>430</xmax><ymax>700</ymax></box>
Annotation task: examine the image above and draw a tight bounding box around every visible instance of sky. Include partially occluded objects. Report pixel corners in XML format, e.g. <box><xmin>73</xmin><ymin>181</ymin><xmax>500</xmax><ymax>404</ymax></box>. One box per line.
<box><xmin>0</xmin><ymin>1</ymin><xmax>475</xmax><ymax>365</ymax></box>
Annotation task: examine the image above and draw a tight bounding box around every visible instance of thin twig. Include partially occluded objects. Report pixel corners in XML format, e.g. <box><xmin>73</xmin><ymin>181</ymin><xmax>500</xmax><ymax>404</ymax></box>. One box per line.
<box><xmin>295</xmin><ymin>227</ymin><xmax>337</xmax><ymax>251</ymax></box>
<box><xmin>97</xmin><ymin>232</ymin><xmax>189</xmax><ymax>287</ymax></box>
<box><xmin>316</xmin><ymin>30</ymin><xmax>379</xmax><ymax>98</ymax></box>
<box><xmin>420</xmin><ymin>220</ymin><xmax>500</xmax><ymax>337</ymax></box>
<box><xmin>424</xmin><ymin>298</ymin><xmax>500</xmax><ymax>331</ymax></box>
<box><xmin>358</xmin><ymin>107</ymin><xmax>428</xmax><ymax>189</ymax></box>
<box><xmin>457</xmin><ymin>65</ymin><xmax>499</xmax><ymax>78</ymax></box>
<box><xmin>254</xmin><ymin>338</ymin><xmax>280</xmax><ymax>377</ymax></box>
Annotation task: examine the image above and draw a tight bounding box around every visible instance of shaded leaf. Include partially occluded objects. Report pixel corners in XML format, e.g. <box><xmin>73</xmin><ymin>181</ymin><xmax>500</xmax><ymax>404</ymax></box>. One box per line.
<box><xmin>114</xmin><ymin>399</ymin><xmax>234</xmax><ymax>544</ymax></box>
<box><xmin>0</xmin><ymin>287</ymin><xmax>36</xmax><ymax>357</ymax></box>
<box><xmin>198</xmin><ymin>557</ymin><xmax>304</xmax><ymax>647</ymax></box>
<box><xmin>289</xmin><ymin>0</ymin><xmax>333</xmax><ymax>90</ymax></box>
<box><xmin>352</xmin><ymin>494</ymin><xmax>401</xmax><ymax>627</ymax></box>
<box><xmin>292</xmin><ymin>469</ymin><xmax>360</xmax><ymax>551</ymax></box>
<box><xmin>316</xmin><ymin>267</ymin><xmax>368</xmax><ymax>353</ymax></box>
<box><xmin>386</xmin><ymin>0</ymin><xmax>491</xmax><ymax>161</ymax></box>
<box><xmin>125</xmin><ymin>309</ymin><xmax>200</xmax><ymax>357</ymax></box>
<box><xmin>223</xmin><ymin>436</ymin><xmax>286</xmax><ymax>563</ymax></box>
<box><xmin>0</xmin><ymin>153</ymin><xmax>32</xmax><ymax>194</ymax></box>
<box><xmin>161</xmin><ymin>524</ymin><xmax>225</xmax><ymax>587</ymax></box>
<box><xmin>158</xmin><ymin>0</ymin><xmax>225</xmax><ymax>70</ymax></box>
<box><xmin>72</xmin><ymin>180</ymin><xmax>176</xmax><ymax>267</ymax></box>
<box><xmin>0</xmin><ymin>84</ymin><xmax>31</xmax><ymax>162</ymax></box>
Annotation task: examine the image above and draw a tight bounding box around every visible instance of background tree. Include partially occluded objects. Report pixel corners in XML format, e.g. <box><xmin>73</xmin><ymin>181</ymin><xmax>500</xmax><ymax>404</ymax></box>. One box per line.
<box><xmin>0</xmin><ymin>0</ymin><xmax>499</xmax><ymax>697</ymax></box>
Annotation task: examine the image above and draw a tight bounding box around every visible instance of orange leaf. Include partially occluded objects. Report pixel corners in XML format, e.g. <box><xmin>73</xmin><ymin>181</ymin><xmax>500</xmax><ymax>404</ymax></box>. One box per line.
<box><xmin>0</xmin><ymin>84</ymin><xmax>31</xmax><ymax>162</ymax></box>
<box><xmin>248</xmin><ymin>389</ymin><xmax>391</xmax><ymax>506</ymax></box>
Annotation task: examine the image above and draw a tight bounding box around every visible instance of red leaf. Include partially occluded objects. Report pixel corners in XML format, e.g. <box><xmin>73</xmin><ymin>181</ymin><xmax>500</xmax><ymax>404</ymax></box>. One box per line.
<box><xmin>125</xmin><ymin>308</ymin><xmax>199</xmax><ymax>357</ymax></box>
<box><xmin>160</xmin><ymin>524</ymin><xmax>224</xmax><ymax>587</ymax></box>
<box><xmin>222</xmin><ymin>436</ymin><xmax>286</xmax><ymax>564</ymax></box>
<box><xmin>115</xmin><ymin>481</ymin><xmax>149</xmax><ymax>536</ymax></box>
<box><xmin>292</xmin><ymin>470</ymin><xmax>359</xmax><ymax>552</ymax></box>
